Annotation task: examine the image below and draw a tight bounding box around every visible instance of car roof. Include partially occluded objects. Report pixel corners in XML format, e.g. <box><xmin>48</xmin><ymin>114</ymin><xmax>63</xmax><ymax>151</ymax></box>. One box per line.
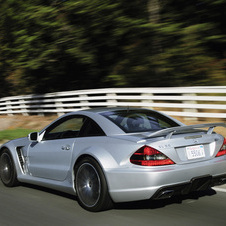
<box><xmin>79</xmin><ymin>107</ymin><xmax>134</xmax><ymax>113</ymax></box>
<box><xmin>43</xmin><ymin>107</ymin><xmax>184</xmax><ymax>136</ymax></box>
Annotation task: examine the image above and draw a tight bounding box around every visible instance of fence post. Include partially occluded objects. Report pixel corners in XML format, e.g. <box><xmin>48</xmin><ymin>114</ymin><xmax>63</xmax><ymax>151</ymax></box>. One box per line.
<box><xmin>20</xmin><ymin>99</ymin><xmax>29</xmax><ymax>116</ymax></box>
<box><xmin>6</xmin><ymin>100</ymin><xmax>13</xmax><ymax>116</ymax></box>
<box><xmin>107</xmin><ymin>93</ymin><xmax>117</xmax><ymax>107</ymax></box>
<box><xmin>79</xmin><ymin>94</ymin><xmax>90</xmax><ymax>109</ymax></box>
<box><xmin>55</xmin><ymin>99</ymin><xmax>64</xmax><ymax>116</ymax></box>
<box><xmin>141</xmin><ymin>93</ymin><xmax>154</xmax><ymax>109</ymax></box>
<box><xmin>182</xmin><ymin>93</ymin><xmax>198</xmax><ymax>120</ymax></box>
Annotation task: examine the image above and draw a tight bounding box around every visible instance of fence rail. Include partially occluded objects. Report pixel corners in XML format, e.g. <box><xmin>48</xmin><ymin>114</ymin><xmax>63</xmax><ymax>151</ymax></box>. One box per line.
<box><xmin>0</xmin><ymin>87</ymin><xmax>225</xmax><ymax>120</ymax></box>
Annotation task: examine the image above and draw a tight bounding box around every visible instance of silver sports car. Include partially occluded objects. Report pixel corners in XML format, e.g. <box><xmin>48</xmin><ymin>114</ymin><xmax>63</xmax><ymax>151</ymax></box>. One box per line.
<box><xmin>0</xmin><ymin>108</ymin><xmax>226</xmax><ymax>211</ymax></box>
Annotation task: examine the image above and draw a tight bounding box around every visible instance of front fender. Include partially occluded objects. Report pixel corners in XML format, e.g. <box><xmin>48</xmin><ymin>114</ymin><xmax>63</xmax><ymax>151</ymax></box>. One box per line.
<box><xmin>0</xmin><ymin>137</ymin><xmax>30</xmax><ymax>178</ymax></box>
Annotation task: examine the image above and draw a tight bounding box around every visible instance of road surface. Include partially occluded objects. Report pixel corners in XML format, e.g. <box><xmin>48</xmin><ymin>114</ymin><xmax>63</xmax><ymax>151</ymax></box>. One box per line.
<box><xmin>0</xmin><ymin>182</ymin><xmax>226</xmax><ymax>226</ymax></box>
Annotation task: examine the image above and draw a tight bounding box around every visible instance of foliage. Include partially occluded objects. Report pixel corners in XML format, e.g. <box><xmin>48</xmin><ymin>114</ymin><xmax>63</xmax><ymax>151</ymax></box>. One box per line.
<box><xmin>0</xmin><ymin>0</ymin><xmax>225</xmax><ymax>97</ymax></box>
<box><xmin>157</xmin><ymin>0</ymin><xmax>226</xmax><ymax>86</ymax></box>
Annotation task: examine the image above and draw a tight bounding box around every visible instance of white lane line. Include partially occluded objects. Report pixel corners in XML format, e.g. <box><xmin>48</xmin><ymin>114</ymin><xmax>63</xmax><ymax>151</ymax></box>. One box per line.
<box><xmin>213</xmin><ymin>187</ymin><xmax>226</xmax><ymax>193</ymax></box>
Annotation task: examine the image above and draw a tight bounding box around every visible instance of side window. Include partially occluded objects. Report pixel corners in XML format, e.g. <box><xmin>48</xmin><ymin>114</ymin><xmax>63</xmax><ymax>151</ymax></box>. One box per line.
<box><xmin>158</xmin><ymin>119</ymin><xmax>172</xmax><ymax>129</ymax></box>
<box><xmin>43</xmin><ymin>116</ymin><xmax>85</xmax><ymax>140</ymax></box>
<box><xmin>79</xmin><ymin>118</ymin><xmax>105</xmax><ymax>137</ymax></box>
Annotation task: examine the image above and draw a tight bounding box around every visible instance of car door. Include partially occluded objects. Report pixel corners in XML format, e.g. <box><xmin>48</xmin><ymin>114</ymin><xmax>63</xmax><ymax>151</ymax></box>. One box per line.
<box><xmin>27</xmin><ymin>115</ymin><xmax>85</xmax><ymax>181</ymax></box>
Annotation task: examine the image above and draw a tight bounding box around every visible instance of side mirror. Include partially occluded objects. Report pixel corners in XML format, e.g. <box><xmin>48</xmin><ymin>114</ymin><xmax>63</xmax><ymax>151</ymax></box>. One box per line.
<box><xmin>28</xmin><ymin>132</ymin><xmax>39</xmax><ymax>141</ymax></box>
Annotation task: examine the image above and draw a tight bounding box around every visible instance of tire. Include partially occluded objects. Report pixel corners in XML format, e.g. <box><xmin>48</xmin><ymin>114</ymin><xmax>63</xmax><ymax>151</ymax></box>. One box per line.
<box><xmin>0</xmin><ymin>149</ymin><xmax>19</xmax><ymax>187</ymax></box>
<box><xmin>75</xmin><ymin>157</ymin><xmax>113</xmax><ymax>212</ymax></box>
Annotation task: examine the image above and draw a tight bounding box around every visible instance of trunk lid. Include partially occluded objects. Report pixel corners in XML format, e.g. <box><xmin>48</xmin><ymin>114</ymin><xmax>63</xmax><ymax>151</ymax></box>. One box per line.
<box><xmin>143</xmin><ymin>123</ymin><xmax>225</xmax><ymax>164</ymax></box>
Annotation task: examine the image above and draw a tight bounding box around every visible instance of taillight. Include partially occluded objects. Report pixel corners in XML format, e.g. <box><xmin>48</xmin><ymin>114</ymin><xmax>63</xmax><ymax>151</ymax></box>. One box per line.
<box><xmin>216</xmin><ymin>138</ymin><xmax>226</xmax><ymax>157</ymax></box>
<box><xmin>130</xmin><ymin>145</ymin><xmax>175</xmax><ymax>166</ymax></box>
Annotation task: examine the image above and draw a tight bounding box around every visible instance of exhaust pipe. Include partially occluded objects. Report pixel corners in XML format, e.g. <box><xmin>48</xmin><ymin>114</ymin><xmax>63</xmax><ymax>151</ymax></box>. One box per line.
<box><xmin>157</xmin><ymin>190</ymin><xmax>174</xmax><ymax>199</ymax></box>
<box><xmin>219</xmin><ymin>178</ymin><xmax>226</xmax><ymax>184</ymax></box>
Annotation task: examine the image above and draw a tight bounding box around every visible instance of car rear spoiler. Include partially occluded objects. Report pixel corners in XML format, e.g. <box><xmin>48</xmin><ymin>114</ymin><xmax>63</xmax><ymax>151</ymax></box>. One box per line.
<box><xmin>146</xmin><ymin>123</ymin><xmax>226</xmax><ymax>139</ymax></box>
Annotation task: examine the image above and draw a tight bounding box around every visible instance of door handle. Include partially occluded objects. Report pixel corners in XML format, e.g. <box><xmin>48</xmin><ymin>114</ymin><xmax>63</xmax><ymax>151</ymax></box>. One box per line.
<box><xmin>61</xmin><ymin>145</ymin><xmax>71</xmax><ymax>150</ymax></box>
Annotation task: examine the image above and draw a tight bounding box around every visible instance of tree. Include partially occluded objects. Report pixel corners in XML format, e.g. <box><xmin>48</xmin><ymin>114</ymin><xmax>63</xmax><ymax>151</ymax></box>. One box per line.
<box><xmin>0</xmin><ymin>0</ymin><xmax>225</xmax><ymax>97</ymax></box>
<box><xmin>0</xmin><ymin>0</ymin><xmax>153</xmax><ymax>94</ymax></box>
<box><xmin>156</xmin><ymin>0</ymin><xmax>226</xmax><ymax>85</ymax></box>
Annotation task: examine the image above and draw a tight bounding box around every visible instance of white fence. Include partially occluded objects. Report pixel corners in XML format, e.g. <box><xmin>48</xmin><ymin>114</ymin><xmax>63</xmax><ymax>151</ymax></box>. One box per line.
<box><xmin>0</xmin><ymin>87</ymin><xmax>225</xmax><ymax>120</ymax></box>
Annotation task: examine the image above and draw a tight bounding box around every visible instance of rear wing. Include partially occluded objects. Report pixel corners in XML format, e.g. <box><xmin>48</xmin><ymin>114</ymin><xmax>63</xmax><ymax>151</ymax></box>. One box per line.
<box><xmin>147</xmin><ymin>123</ymin><xmax>226</xmax><ymax>139</ymax></box>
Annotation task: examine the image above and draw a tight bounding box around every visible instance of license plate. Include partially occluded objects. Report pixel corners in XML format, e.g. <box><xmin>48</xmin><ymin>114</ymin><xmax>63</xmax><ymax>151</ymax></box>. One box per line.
<box><xmin>186</xmin><ymin>145</ymin><xmax>205</xmax><ymax>160</ymax></box>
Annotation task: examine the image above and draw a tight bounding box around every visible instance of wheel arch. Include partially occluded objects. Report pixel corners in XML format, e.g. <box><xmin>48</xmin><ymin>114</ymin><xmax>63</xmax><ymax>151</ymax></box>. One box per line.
<box><xmin>0</xmin><ymin>144</ymin><xmax>24</xmax><ymax>178</ymax></box>
<box><xmin>73</xmin><ymin>154</ymin><xmax>109</xmax><ymax>182</ymax></box>
<box><xmin>73</xmin><ymin>146</ymin><xmax>119</xmax><ymax>172</ymax></box>
<box><xmin>72</xmin><ymin>150</ymin><xmax>116</xmax><ymax>195</ymax></box>
<box><xmin>0</xmin><ymin>145</ymin><xmax>20</xmax><ymax>186</ymax></box>
<box><xmin>73</xmin><ymin>154</ymin><xmax>114</xmax><ymax>211</ymax></box>
<box><xmin>0</xmin><ymin>145</ymin><xmax>14</xmax><ymax>158</ymax></box>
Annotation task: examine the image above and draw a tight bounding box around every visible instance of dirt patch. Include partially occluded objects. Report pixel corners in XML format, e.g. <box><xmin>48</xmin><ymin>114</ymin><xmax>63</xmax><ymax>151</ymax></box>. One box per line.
<box><xmin>0</xmin><ymin>115</ymin><xmax>58</xmax><ymax>131</ymax></box>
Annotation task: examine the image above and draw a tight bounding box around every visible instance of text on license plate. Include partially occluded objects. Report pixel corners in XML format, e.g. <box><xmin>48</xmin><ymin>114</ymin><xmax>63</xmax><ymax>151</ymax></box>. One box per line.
<box><xmin>186</xmin><ymin>145</ymin><xmax>205</xmax><ymax>160</ymax></box>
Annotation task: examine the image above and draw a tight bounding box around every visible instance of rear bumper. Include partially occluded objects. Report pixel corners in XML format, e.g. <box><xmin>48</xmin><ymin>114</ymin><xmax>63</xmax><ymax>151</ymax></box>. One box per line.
<box><xmin>106</xmin><ymin>156</ymin><xmax>226</xmax><ymax>203</ymax></box>
<box><xmin>152</xmin><ymin>174</ymin><xmax>226</xmax><ymax>199</ymax></box>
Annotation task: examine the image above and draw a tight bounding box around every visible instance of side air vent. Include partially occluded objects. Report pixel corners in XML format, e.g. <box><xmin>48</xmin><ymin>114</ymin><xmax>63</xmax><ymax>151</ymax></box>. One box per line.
<box><xmin>16</xmin><ymin>147</ymin><xmax>25</xmax><ymax>173</ymax></box>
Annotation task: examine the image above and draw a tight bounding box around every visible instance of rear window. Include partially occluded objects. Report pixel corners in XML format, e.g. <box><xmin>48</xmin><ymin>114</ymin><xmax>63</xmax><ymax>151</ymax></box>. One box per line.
<box><xmin>100</xmin><ymin>109</ymin><xmax>179</xmax><ymax>133</ymax></box>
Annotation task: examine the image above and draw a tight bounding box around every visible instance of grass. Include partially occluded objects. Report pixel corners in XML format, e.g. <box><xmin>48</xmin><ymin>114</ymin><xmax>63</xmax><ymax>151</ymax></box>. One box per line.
<box><xmin>0</xmin><ymin>128</ymin><xmax>35</xmax><ymax>143</ymax></box>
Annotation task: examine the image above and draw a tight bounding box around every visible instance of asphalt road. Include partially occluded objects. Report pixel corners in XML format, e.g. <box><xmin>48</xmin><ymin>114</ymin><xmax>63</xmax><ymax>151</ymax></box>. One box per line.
<box><xmin>0</xmin><ymin>182</ymin><xmax>226</xmax><ymax>226</ymax></box>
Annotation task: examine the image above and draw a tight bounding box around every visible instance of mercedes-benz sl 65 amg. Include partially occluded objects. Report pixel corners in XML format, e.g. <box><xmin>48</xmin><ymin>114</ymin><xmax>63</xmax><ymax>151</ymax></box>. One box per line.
<box><xmin>0</xmin><ymin>108</ymin><xmax>226</xmax><ymax>211</ymax></box>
